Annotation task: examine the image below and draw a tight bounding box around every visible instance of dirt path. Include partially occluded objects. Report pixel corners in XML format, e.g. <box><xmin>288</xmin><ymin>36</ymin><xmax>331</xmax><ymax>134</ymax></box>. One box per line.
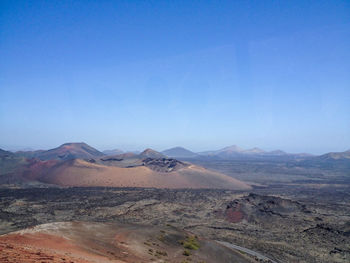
<box><xmin>216</xmin><ymin>240</ymin><xmax>279</xmax><ymax>263</ymax></box>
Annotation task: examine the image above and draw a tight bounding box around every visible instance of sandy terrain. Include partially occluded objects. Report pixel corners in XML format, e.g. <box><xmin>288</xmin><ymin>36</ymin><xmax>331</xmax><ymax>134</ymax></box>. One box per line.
<box><xmin>26</xmin><ymin>159</ymin><xmax>251</xmax><ymax>190</ymax></box>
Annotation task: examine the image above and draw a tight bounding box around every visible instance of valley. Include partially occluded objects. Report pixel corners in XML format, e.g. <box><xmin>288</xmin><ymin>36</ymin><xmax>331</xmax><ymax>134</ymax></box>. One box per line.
<box><xmin>2</xmin><ymin>1</ymin><xmax>349</xmax><ymax>262</ymax></box>
<box><xmin>1</xmin><ymin>143</ymin><xmax>350</xmax><ymax>262</ymax></box>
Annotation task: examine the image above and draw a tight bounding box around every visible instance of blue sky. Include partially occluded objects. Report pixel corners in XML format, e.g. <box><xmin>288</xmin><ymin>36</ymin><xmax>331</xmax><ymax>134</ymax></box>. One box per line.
<box><xmin>0</xmin><ymin>0</ymin><xmax>349</xmax><ymax>154</ymax></box>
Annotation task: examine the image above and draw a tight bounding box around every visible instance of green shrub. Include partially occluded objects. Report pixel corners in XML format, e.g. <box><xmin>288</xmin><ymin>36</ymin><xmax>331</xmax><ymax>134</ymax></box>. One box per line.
<box><xmin>182</xmin><ymin>235</ymin><xmax>200</xmax><ymax>250</ymax></box>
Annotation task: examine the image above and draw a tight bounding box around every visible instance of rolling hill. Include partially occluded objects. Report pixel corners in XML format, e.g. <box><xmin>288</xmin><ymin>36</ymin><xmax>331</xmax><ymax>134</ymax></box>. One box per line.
<box><xmin>22</xmin><ymin>158</ymin><xmax>251</xmax><ymax>190</ymax></box>
<box><xmin>0</xmin><ymin>222</ymin><xmax>253</xmax><ymax>263</ymax></box>
<box><xmin>19</xmin><ymin>147</ymin><xmax>251</xmax><ymax>190</ymax></box>
<box><xmin>318</xmin><ymin>149</ymin><xmax>350</xmax><ymax>160</ymax></box>
<box><xmin>299</xmin><ymin>149</ymin><xmax>350</xmax><ymax>171</ymax></box>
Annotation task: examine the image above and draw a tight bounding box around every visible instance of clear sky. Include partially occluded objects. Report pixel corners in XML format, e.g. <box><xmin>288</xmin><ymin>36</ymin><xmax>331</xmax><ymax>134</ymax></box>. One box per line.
<box><xmin>1</xmin><ymin>0</ymin><xmax>349</xmax><ymax>154</ymax></box>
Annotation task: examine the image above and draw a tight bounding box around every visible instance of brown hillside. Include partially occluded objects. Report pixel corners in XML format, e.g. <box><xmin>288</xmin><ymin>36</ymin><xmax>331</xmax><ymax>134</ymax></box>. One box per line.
<box><xmin>29</xmin><ymin>159</ymin><xmax>251</xmax><ymax>190</ymax></box>
<box><xmin>0</xmin><ymin>222</ymin><xmax>253</xmax><ymax>263</ymax></box>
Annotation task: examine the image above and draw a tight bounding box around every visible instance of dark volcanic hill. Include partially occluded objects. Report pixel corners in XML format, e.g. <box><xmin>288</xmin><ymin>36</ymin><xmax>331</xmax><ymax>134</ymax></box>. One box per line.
<box><xmin>162</xmin><ymin>147</ymin><xmax>198</xmax><ymax>158</ymax></box>
<box><xmin>0</xmin><ymin>148</ymin><xmax>14</xmax><ymax>158</ymax></box>
<box><xmin>0</xmin><ymin>149</ymin><xmax>29</xmax><ymax>185</ymax></box>
<box><xmin>16</xmin><ymin>142</ymin><xmax>104</xmax><ymax>161</ymax></box>
<box><xmin>220</xmin><ymin>193</ymin><xmax>311</xmax><ymax>224</ymax></box>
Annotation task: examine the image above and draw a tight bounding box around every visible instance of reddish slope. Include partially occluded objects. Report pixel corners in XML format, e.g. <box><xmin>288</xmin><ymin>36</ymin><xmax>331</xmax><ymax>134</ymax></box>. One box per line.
<box><xmin>26</xmin><ymin>159</ymin><xmax>251</xmax><ymax>190</ymax></box>
<box><xmin>0</xmin><ymin>222</ymin><xmax>254</xmax><ymax>263</ymax></box>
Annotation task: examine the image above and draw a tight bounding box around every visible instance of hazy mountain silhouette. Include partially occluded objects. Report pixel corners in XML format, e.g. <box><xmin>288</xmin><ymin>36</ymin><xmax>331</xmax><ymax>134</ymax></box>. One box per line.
<box><xmin>318</xmin><ymin>149</ymin><xmax>350</xmax><ymax>160</ymax></box>
<box><xmin>162</xmin><ymin>147</ymin><xmax>198</xmax><ymax>158</ymax></box>
<box><xmin>103</xmin><ymin>149</ymin><xmax>124</xmax><ymax>156</ymax></box>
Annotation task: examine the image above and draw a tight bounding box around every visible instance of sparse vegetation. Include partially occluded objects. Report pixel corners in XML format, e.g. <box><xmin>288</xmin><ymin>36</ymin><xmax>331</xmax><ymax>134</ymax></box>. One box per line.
<box><xmin>0</xmin><ymin>187</ymin><xmax>349</xmax><ymax>263</ymax></box>
<box><xmin>144</xmin><ymin>241</ymin><xmax>151</xmax><ymax>246</ymax></box>
<box><xmin>157</xmin><ymin>233</ymin><xmax>165</xmax><ymax>241</ymax></box>
<box><xmin>180</xmin><ymin>235</ymin><xmax>200</xmax><ymax>250</ymax></box>
<box><xmin>155</xmin><ymin>250</ymin><xmax>168</xmax><ymax>257</ymax></box>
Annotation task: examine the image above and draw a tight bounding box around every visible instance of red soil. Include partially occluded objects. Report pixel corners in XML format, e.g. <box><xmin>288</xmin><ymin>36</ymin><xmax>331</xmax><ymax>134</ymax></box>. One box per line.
<box><xmin>23</xmin><ymin>159</ymin><xmax>251</xmax><ymax>190</ymax></box>
<box><xmin>0</xmin><ymin>233</ymin><xmax>126</xmax><ymax>263</ymax></box>
<box><xmin>225</xmin><ymin>204</ymin><xmax>245</xmax><ymax>223</ymax></box>
<box><xmin>22</xmin><ymin>159</ymin><xmax>59</xmax><ymax>180</ymax></box>
<box><xmin>0</xmin><ymin>222</ymin><xmax>253</xmax><ymax>263</ymax></box>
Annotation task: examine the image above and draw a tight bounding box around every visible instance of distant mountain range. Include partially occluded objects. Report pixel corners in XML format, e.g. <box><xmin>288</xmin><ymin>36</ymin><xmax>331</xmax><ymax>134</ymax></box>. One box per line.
<box><xmin>7</xmin><ymin>143</ymin><xmax>349</xmax><ymax>161</ymax></box>
<box><xmin>0</xmin><ymin>143</ymin><xmax>251</xmax><ymax>190</ymax></box>
<box><xmin>162</xmin><ymin>145</ymin><xmax>313</xmax><ymax>159</ymax></box>
<box><xmin>1</xmin><ymin>142</ymin><xmax>349</xmax><ymax>189</ymax></box>
<box><xmin>102</xmin><ymin>149</ymin><xmax>124</xmax><ymax>156</ymax></box>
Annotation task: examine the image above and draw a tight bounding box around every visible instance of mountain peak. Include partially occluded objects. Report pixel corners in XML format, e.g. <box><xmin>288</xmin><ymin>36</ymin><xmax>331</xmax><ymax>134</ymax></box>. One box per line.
<box><xmin>140</xmin><ymin>148</ymin><xmax>166</xmax><ymax>159</ymax></box>
<box><xmin>32</xmin><ymin>142</ymin><xmax>104</xmax><ymax>160</ymax></box>
<box><xmin>220</xmin><ymin>145</ymin><xmax>244</xmax><ymax>153</ymax></box>
<box><xmin>142</xmin><ymin>148</ymin><xmax>157</xmax><ymax>153</ymax></box>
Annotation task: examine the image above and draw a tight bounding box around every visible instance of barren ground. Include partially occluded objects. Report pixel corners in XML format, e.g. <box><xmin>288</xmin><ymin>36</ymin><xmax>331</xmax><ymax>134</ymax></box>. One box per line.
<box><xmin>1</xmin><ymin>184</ymin><xmax>349</xmax><ymax>263</ymax></box>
